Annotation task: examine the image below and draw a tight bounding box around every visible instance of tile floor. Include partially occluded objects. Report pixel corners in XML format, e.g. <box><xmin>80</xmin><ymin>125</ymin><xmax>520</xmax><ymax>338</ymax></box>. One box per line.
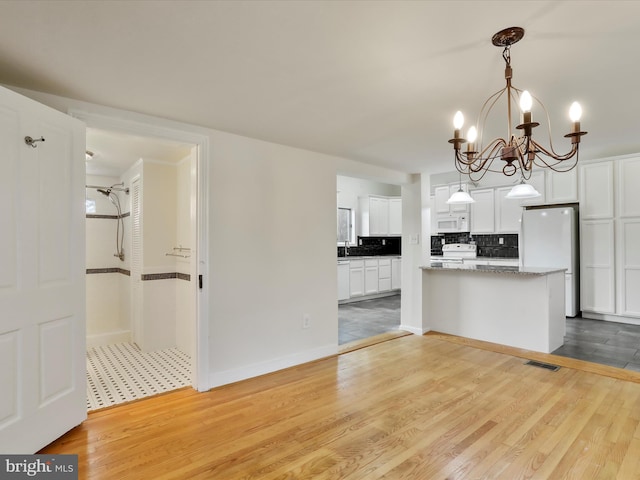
<box><xmin>86</xmin><ymin>343</ymin><xmax>191</xmax><ymax>411</ymax></box>
<box><xmin>552</xmin><ymin>316</ymin><xmax>640</xmax><ymax>371</ymax></box>
<box><xmin>338</xmin><ymin>294</ymin><xmax>401</xmax><ymax>345</ymax></box>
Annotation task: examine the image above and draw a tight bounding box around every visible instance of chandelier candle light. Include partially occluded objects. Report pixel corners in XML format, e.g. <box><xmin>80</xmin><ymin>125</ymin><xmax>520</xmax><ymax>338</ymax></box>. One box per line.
<box><xmin>448</xmin><ymin>27</ymin><xmax>587</xmax><ymax>201</ymax></box>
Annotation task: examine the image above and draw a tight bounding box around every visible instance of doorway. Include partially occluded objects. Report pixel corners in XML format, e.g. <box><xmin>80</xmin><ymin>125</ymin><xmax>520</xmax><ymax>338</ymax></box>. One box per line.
<box><xmin>84</xmin><ymin>127</ymin><xmax>199</xmax><ymax>410</ymax></box>
<box><xmin>337</xmin><ymin>175</ymin><xmax>402</xmax><ymax>345</ymax></box>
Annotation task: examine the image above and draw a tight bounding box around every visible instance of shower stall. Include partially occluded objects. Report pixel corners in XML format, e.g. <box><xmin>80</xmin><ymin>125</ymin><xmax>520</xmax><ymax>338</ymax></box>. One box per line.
<box><xmin>85</xmin><ymin>154</ymin><xmax>196</xmax><ymax>355</ymax></box>
<box><xmin>85</xmin><ymin>176</ymin><xmax>132</xmax><ymax>347</ymax></box>
<box><xmin>88</xmin><ymin>182</ymin><xmax>129</xmax><ymax>261</ymax></box>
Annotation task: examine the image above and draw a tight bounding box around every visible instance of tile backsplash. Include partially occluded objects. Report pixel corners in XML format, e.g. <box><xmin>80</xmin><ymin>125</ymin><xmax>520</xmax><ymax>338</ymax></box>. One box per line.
<box><xmin>338</xmin><ymin>236</ymin><xmax>401</xmax><ymax>257</ymax></box>
<box><xmin>431</xmin><ymin>233</ymin><xmax>518</xmax><ymax>258</ymax></box>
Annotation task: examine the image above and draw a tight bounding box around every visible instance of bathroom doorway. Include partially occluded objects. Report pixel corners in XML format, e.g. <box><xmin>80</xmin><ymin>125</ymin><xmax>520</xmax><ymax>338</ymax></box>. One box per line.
<box><xmin>84</xmin><ymin>127</ymin><xmax>199</xmax><ymax>410</ymax></box>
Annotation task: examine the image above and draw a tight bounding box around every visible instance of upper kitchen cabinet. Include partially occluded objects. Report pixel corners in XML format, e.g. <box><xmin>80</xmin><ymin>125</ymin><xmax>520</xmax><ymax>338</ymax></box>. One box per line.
<box><xmin>434</xmin><ymin>184</ymin><xmax>470</xmax><ymax>214</ymax></box>
<box><xmin>546</xmin><ymin>168</ymin><xmax>578</xmax><ymax>204</ymax></box>
<box><xmin>434</xmin><ymin>185</ymin><xmax>451</xmax><ymax>215</ymax></box>
<box><xmin>519</xmin><ymin>170</ymin><xmax>546</xmax><ymax>206</ymax></box>
<box><xmin>580</xmin><ymin>161</ymin><xmax>614</xmax><ymax>219</ymax></box>
<box><xmin>388</xmin><ymin>198</ymin><xmax>402</xmax><ymax>235</ymax></box>
<box><xmin>360</xmin><ymin>195</ymin><xmax>402</xmax><ymax>236</ymax></box>
<box><xmin>494</xmin><ymin>186</ymin><xmax>522</xmax><ymax>233</ymax></box>
<box><xmin>469</xmin><ymin>188</ymin><xmax>495</xmax><ymax>234</ymax></box>
<box><xmin>617</xmin><ymin>155</ymin><xmax>640</xmax><ymax>218</ymax></box>
<box><xmin>369</xmin><ymin>196</ymin><xmax>389</xmax><ymax>235</ymax></box>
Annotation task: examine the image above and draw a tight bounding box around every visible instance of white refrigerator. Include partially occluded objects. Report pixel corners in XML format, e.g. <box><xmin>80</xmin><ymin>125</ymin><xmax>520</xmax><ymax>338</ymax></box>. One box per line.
<box><xmin>520</xmin><ymin>206</ymin><xmax>580</xmax><ymax>317</ymax></box>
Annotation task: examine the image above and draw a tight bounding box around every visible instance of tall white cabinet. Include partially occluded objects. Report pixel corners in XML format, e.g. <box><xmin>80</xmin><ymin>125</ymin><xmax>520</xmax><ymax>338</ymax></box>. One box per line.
<box><xmin>580</xmin><ymin>155</ymin><xmax>640</xmax><ymax>323</ymax></box>
<box><xmin>580</xmin><ymin>161</ymin><xmax>615</xmax><ymax>315</ymax></box>
<box><xmin>617</xmin><ymin>157</ymin><xmax>640</xmax><ymax>317</ymax></box>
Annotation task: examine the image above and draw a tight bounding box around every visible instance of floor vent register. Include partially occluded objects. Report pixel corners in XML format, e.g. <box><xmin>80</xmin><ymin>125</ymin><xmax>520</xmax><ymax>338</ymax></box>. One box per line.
<box><xmin>524</xmin><ymin>360</ymin><xmax>561</xmax><ymax>372</ymax></box>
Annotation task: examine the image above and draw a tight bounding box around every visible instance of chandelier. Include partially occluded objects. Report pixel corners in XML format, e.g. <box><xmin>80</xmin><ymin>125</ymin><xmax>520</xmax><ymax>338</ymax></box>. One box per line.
<box><xmin>448</xmin><ymin>27</ymin><xmax>587</xmax><ymax>200</ymax></box>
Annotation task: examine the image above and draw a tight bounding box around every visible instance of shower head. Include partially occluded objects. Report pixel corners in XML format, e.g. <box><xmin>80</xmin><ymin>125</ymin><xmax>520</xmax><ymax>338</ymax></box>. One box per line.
<box><xmin>97</xmin><ymin>188</ymin><xmax>111</xmax><ymax>197</ymax></box>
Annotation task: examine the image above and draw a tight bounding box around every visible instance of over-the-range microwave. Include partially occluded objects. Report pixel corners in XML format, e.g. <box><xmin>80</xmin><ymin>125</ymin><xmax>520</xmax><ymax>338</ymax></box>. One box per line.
<box><xmin>436</xmin><ymin>213</ymin><xmax>469</xmax><ymax>233</ymax></box>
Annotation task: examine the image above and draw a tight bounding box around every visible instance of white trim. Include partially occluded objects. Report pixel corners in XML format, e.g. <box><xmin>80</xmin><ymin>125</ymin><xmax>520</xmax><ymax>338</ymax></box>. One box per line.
<box><xmin>87</xmin><ymin>330</ymin><xmax>131</xmax><ymax>348</ymax></box>
<box><xmin>209</xmin><ymin>344</ymin><xmax>337</xmax><ymax>389</ymax></box>
<box><xmin>70</xmin><ymin>108</ymin><xmax>211</xmax><ymax>392</ymax></box>
<box><xmin>399</xmin><ymin>325</ymin><xmax>426</xmax><ymax>335</ymax></box>
<box><xmin>581</xmin><ymin>311</ymin><xmax>640</xmax><ymax>326</ymax></box>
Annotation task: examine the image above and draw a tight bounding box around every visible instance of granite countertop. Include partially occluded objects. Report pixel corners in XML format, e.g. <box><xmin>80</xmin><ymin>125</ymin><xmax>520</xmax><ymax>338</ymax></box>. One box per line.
<box><xmin>422</xmin><ymin>262</ymin><xmax>566</xmax><ymax>276</ymax></box>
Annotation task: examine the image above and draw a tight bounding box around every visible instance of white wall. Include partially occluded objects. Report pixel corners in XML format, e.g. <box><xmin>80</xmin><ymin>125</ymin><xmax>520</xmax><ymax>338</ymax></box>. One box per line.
<box><xmin>10</xmin><ymin>85</ymin><xmax>413</xmax><ymax>389</ymax></box>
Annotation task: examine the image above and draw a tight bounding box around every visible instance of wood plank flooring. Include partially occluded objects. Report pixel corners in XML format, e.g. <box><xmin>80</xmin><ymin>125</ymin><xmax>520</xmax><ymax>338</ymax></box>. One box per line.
<box><xmin>40</xmin><ymin>333</ymin><xmax>640</xmax><ymax>479</ymax></box>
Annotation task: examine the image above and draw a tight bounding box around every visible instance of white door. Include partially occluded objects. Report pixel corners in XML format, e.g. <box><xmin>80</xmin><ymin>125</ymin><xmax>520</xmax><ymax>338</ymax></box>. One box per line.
<box><xmin>0</xmin><ymin>86</ymin><xmax>86</xmax><ymax>453</ymax></box>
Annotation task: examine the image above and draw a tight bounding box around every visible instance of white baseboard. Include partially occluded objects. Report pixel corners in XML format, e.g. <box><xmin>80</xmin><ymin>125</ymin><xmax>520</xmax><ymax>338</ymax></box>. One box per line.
<box><xmin>581</xmin><ymin>312</ymin><xmax>640</xmax><ymax>326</ymax></box>
<box><xmin>399</xmin><ymin>325</ymin><xmax>428</xmax><ymax>335</ymax></box>
<box><xmin>208</xmin><ymin>344</ymin><xmax>338</xmax><ymax>389</ymax></box>
<box><xmin>87</xmin><ymin>330</ymin><xmax>132</xmax><ymax>348</ymax></box>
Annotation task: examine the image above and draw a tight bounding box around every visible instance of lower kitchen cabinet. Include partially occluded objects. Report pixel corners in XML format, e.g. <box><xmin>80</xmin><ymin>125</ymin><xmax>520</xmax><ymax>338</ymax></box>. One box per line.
<box><xmin>349</xmin><ymin>260</ymin><xmax>364</xmax><ymax>297</ymax></box>
<box><xmin>364</xmin><ymin>259</ymin><xmax>379</xmax><ymax>295</ymax></box>
<box><xmin>378</xmin><ymin>258</ymin><xmax>391</xmax><ymax>292</ymax></box>
<box><xmin>391</xmin><ymin>258</ymin><xmax>401</xmax><ymax>290</ymax></box>
<box><xmin>342</xmin><ymin>256</ymin><xmax>401</xmax><ymax>302</ymax></box>
<box><xmin>338</xmin><ymin>261</ymin><xmax>350</xmax><ymax>301</ymax></box>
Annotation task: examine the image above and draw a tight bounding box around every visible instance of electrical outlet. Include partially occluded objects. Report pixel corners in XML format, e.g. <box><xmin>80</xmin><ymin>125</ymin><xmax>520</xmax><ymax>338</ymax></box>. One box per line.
<box><xmin>441</xmin><ymin>238</ymin><xmax>445</xmax><ymax>245</ymax></box>
<box><xmin>302</xmin><ymin>314</ymin><xmax>311</xmax><ymax>329</ymax></box>
<box><xmin>499</xmin><ymin>237</ymin><xmax>504</xmax><ymax>245</ymax></box>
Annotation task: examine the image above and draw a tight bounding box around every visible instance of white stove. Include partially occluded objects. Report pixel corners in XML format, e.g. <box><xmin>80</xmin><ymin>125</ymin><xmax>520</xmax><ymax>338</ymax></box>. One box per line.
<box><xmin>440</xmin><ymin>243</ymin><xmax>477</xmax><ymax>265</ymax></box>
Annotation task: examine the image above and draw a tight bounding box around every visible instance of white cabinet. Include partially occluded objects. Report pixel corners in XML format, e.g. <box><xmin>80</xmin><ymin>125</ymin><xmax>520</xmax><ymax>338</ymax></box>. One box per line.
<box><xmin>434</xmin><ymin>184</ymin><xmax>470</xmax><ymax>214</ymax></box>
<box><xmin>369</xmin><ymin>196</ymin><xmax>389</xmax><ymax>235</ymax></box>
<box><xmin>494</xmin><ymin>187</ymin><xmax>522</xmax><ymax>233</ymax></box>
<box><xmin>581</xmin><ymin>161</ymin><xmax>614</xmax><ymax>219</ymax></box>
<box><xmin>364</xmin><ymin>196</ymin><xmax>401</xmax><ymax>236</ymax></box>
<box><xmin>618</xmin><ymin>219</ymin><xmax>640</xmax><ymax>316</ymax></box>
<box><xmin>581</xmin><ymin>219</ymin><xmax>615</xmax><ymax>314</ymax></box>
<box><xmin>449</xmin><ymin>184</ymin><xmax>470</xmax><ymax>213</ymax></box>
<box><xmin>389</xmin><ymin>198</ymin><xmax>402</xmax><ymax>235</ymax></box>
<box><xmin>546</xmin><ymin>168</ymin><xmax>578</xmax><ymax>204</ymax></box>
<box><xmin>349</xmin><ymin>260</ymin><xmax>364</xmax><ymax>297</ymax></box>
<box><xmin>338</xmin><ymin>261</ymin><xmax>350</xmax><ymax>301</ymax></box>
<box><xmin>617</xmin><ymin>156</ymin><xmax>640</xmax><ymax>218</ymax></box>
<box><xmin>364</xmin><ymin>259</ymin><xmax>379</xmax><ymax>295</ymax></box>
<box><xmin>391</xmin><ymin>258</ymin><xmax>401</xmax><ymax>290</ymax></box>
<box><xmin>519</xmin><ymin>170</ymin><xmax>546</xmax><ymax>206</ymax></box>
<box><xmin>378</xmin><ymin>258</ymin><xmax>391</xmax><ymax>292</ymax></box>
<box><xmin>434</xmin><ymin>186</ymin><xmax>452</xmax><ymax>215</ymax></box>
<box><xmin>579</xmin><ymin>160</ymin><xmax>616</xmax><ymax>315</ymax></box>
<box><xmin>470</xmin><ymin>188</ymin><xmax>495</xmax><ymax>233</ymax></box>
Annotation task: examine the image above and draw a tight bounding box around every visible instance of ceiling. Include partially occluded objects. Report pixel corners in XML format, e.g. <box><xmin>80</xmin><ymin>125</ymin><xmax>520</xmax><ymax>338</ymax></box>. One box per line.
<box><xmin>1</xmin><ymin>0</ymin><xmax>639</xmax><ymax>175</ymax></box>
<box><xmin>85</xmin><ymin>129</ymin><xmax>193</xmax><ymax>176</ymax></box>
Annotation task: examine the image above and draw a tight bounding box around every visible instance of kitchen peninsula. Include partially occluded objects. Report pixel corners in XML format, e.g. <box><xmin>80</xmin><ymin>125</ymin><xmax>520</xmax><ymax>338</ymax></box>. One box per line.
<box><xmin>422</xmin><ymin>263</ymin><xmax>566</xmax><ymax>353</ymax></box>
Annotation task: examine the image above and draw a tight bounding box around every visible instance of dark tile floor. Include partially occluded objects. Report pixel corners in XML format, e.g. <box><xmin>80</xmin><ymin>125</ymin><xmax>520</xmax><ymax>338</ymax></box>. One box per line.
<box><xmin>338</xmin><ymin>294</ymin><xmax>401</xmax><ymax>345</ymax></box>
<box><xmin>339</xmin><ymin>297</ymin><xmax>640</xmax><ymax>372</ymax></box>
<box><xmin>552</xmin><ymin>316</ymin><xmax>640</xmax><ymax>371</ymax></box>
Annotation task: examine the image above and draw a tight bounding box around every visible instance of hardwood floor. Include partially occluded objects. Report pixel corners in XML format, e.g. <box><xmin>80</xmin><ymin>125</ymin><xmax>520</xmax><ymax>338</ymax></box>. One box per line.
<box><xmin>41</xmin><ymin>333</ymin><xmax>640</xmax><ymax>479</ymax></box>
